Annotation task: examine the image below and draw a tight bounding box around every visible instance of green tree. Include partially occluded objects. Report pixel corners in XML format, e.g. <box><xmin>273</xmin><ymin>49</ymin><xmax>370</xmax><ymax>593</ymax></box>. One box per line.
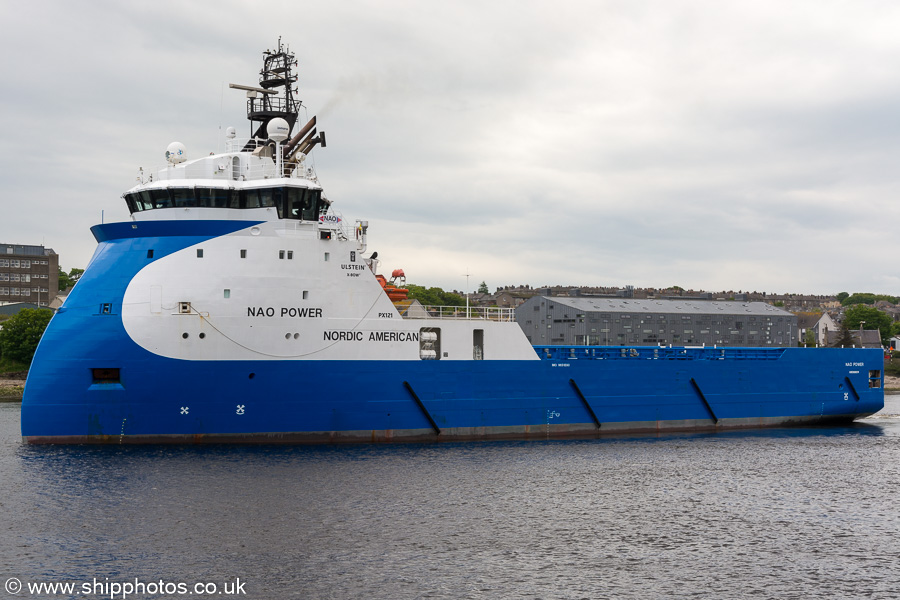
<box><xmin>803</xmin><ymin>329</ymin><xmax>816</xmax><ymax>347</ymax></box>
<box><xmin>57</xmin><ymin>267</ymin><xmax>85</xmax><ymax>292</ymax></box>
<box><xmin>841</xmin><ymin>293</ymin><xmax>899</xmax><ymax>306</ymax></box>
<box><xmin>843</xmin><ymin>304</ymin><xmax>893</xmax><ymax>345</ymax></box>
<box><xmin>832</xmin><ymin>321</ymin><xmax>855</xmax><ymax>348</ymax></box>
<box><xmin>406</xmin><ymin>284</ymin><xmax>465</xmax><ymax>307</ymax></box>
<box><xmin>835</xmin><ymin>292</ymin><xmax>849</xmax><ymax>303</ymax></box>
<box><xmin>477</xmin><ymin>281</ymin><xmax>489</xmax><ymax>294</ymax></box>
<box><xmin>0</xmin><ymin>308</ymin><xmax>53</xmax><ymax>364</ymax></box>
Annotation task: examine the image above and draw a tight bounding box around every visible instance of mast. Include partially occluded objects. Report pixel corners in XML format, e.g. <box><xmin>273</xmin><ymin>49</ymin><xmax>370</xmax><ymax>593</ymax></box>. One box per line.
<box><xmin>248</xmin><ymin>37</ymin><xmax>300</xmax><ymax>138</ymax></box>
<box><xmin>229</xmin><ymin>38</ymin><xmax>325</xmax><ymax>159</ymax></box>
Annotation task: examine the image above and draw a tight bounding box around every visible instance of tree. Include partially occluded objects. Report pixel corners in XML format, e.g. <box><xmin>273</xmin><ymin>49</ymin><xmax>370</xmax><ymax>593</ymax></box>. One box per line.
<box><xmin>57</xmin><ymin>267</ymin><xmax>85</xmax><ymax>292</ymax></box>
<box><xmin>832</xmin><ymin>321</ymin><xmax>855</xmax><ymax>348</ymax></box>
<box><xmin>803</xmin><ymin>329</ymin><xmax>816</xmax><ymax>348</ymax></box>
<box><xmin>477</xmin><ymin>281</ymin><xmax>489</xmax><ymax>294</ymax></box>
<box><xmin>836</xmin><ymin>292</ymin><xmax>849</xmax><ymax>303</ymax></box>
<box><xmin>843</xmin><ymin>304</ymin><xmax>893</xmax><ymax>345</ymax></box>
<box><xmin>405</xmin><ymin>284</ymin><xmax>465</xmax><ymax>307</ymax></box>
<box><xmin>0</xmin><ymin>308</ymin><xmax>53</xmax><ymax>364</ymax></box>
<box><xmin>841</xmin><ymin>293</ymin><xmax>899</xmax><ymax>306</ymax></box>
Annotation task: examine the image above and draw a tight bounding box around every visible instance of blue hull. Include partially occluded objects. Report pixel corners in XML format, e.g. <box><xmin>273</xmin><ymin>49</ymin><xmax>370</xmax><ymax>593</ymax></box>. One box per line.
<box><xmin>21</xmin><ymin>223</ymin><xmax>885</xmax><ymax>443</ymax></box>
<box><xmin>21</xmin><ymin>347</ymin><xmax>885</xmax><ymax>443</ymax></box>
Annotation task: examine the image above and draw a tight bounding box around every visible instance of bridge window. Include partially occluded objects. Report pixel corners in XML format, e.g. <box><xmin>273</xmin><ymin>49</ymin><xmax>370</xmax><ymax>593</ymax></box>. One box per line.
<box><xmin>171</xmin><ymin>188</ymin><xmax>196</xmax><ymax>207</ymax></box>
<box><xmin>123</xmin><ymin>186</ymin><xmax>321</xmax><ymax>217</ymax></box>
<box><xmin>243</xmin><ymin>188</ymin><xmax>277</xmax><ymax>209</ymax></box>
<box><xmin>196</xmin><ymin>188</ymin><xmax>235</xmax><ymax>208</ymax></box>
<box><xmin>284</xmin><ymin>187</ymin><xmax>321</xmax><ymax>221</ymax></box>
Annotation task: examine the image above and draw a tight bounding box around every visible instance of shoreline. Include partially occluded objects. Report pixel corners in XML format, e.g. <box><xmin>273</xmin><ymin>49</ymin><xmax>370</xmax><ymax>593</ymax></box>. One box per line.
<box><xmin>0</xmin><ymin>376</ymin><xmax>26</xmax><ymax>402</ymax></box>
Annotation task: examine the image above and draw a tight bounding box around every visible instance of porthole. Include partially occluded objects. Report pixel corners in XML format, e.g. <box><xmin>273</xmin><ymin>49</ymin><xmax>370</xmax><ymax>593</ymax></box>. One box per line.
<box><xmin>182</xmin><ymin>332</ymin><xmax>189</xmax><ymax>339</ymax></box>
<box><xmin>285</xmin><ymin>333</ymin><xmax>291</xmax><ymax>339</ymax></box>
<box><xmin>293</xmin><ymin>333</ymin><xmax>299</xmax><ymax>339</ymax></box>
<box><xmin>199</xmin><ymin>333</ymin><xmax>206</xmax><ymax>339</ymax></box>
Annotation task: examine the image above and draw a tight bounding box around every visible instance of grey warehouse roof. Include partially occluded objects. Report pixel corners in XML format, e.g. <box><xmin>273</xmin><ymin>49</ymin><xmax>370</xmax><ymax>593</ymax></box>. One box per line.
<box><xmin>537</xmin><ymin>297</ymin><xmax>793</xmax><ymax>317</ymax></box>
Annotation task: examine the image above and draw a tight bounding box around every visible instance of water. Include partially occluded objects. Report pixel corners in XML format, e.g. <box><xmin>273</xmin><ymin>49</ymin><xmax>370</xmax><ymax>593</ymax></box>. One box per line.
<box><xmin>2</xmin><ymin>397</ymin><xmax>900</xmax><ymax>600</ymax></box>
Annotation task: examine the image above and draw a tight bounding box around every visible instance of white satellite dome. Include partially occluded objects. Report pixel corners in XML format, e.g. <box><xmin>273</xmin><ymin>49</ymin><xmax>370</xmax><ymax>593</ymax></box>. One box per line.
<box><xmin>267</xmin><ymin>118</ymin><xmax>290</xmax><ymax>142</ymax></box>
<box><xmin>225</xmin><ymin>126</ymin><xmax>236</xmax><ymax>139</ymax></box>
<box><xmin>165</xmin><ymin>142</ymin><xmax>187</xmax><ymax>164</ymax></box>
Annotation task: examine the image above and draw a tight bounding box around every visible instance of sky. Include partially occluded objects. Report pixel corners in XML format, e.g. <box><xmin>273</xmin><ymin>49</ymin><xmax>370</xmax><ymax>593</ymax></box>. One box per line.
<box><xmin>2</xmin><ymin>0</ymin><xmax>899</xmax><ymax>296</ymax></box>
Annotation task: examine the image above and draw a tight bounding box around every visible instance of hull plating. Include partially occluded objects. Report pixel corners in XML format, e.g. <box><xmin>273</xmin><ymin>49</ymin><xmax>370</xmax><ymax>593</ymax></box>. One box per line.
<box><xmin>21</xmin><ymin>224</ymin><xmax>885</xmax><ymax>444</ymax></box>
<box><xmin>22</xmin><ymin>352</ymin><xmax>884</xmax><ymax>444</ymax></box>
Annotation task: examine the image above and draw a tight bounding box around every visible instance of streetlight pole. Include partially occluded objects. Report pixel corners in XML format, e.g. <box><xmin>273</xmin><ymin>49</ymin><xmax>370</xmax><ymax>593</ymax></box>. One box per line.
<box><xmin>462</xmin><ymin>269</ymin><xmax>471</xmax><ymax>319</ymax></box>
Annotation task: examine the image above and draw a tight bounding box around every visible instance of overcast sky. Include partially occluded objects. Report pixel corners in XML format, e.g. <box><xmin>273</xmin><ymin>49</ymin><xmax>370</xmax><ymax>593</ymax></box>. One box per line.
<box><xmin>2</xmin><ymin>0</ymin><xmax>899</xmax><ymax>295</ymax></box>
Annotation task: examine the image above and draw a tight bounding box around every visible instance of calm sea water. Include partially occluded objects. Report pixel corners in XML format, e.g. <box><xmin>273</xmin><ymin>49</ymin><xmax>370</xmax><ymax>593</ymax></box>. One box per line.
<box><xmin>2</xmin><ymin>397</ymin><xmax>900</xmax><ymax>600</ymax></box>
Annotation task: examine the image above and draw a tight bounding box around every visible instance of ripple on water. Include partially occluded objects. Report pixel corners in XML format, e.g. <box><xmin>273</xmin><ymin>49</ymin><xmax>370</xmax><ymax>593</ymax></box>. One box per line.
<box><xmin>1</xmin><ymin>404</ymin><xmax>900</xmax><ymax>599</ymax></box>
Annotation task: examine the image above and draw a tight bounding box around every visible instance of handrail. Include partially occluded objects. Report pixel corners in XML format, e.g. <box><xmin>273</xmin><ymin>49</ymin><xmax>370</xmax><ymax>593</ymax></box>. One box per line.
<box><xmin>142</xmin><ymin>140</ymin><xmax>318</xmax><ymax>184</ymax></box>
<box><xmin>402</xmin><ymin>305</ymin><xmax>515</xmax><ymax>322</ymax></box>
<box><xmin>533</xmin><ymin>345</ymin><xmax>788</xmax><ymax>361</ymax></box>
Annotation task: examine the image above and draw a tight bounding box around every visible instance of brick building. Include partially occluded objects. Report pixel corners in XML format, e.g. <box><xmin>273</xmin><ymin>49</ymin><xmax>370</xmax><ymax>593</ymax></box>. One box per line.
<box><xmin>0</xmin><ymin>244</ymin><xmax>59</xmax><ymax>307</ymax></box>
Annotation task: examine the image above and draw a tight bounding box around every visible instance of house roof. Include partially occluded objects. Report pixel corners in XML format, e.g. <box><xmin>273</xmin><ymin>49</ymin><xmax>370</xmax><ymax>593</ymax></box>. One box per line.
<box><xmin>825</xmin><ymin>329</ymin><xmax>882</xmax><ymax>348</ymax></box>
<box><xmin>796</xmin><ymin>312</ymin><xmax>828</xmax><ymax>329</ymax></box>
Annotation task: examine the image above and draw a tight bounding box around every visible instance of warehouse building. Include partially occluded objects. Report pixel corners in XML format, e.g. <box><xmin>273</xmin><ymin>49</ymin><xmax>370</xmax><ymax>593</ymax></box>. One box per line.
<box><xmin>516</xmin><ymin>296</ymin><xmax>797</xmax><ymax>347</ymax></box>
<box><xmin>0</xmin><ymin>244</ymin><xmax>59</xmax><ymax>308</ymax></box>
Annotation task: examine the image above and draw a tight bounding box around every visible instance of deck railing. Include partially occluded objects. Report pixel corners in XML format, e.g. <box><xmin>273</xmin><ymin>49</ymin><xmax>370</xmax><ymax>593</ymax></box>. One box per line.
<box><xmin>533</xmin><ymin>345</ymin><xmax>788</xmax><ymax>361</ymax></box>
<box><xmin>145</xmin><ymin>138</ymin><xmax>317</xmax><ymax>183</ymax></box>
<box><xmin>402</xmin><ymin>305</ymin><xmax>516</xmax><ymax>322</ymax></box>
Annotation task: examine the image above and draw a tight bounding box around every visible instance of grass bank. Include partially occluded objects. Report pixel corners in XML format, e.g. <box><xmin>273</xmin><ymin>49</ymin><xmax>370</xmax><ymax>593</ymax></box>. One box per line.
<box><xmin>0</xmin><ymin>358</ymin><xmax>27</xmax><ymax>401</ymax></box>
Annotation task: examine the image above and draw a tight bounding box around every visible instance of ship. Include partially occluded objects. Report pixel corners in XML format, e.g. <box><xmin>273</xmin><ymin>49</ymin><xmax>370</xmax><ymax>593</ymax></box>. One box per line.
<box><xmin>21</xmin><ymin>41</ymin><xmax>884</xmax><ymax>444</ymax></box>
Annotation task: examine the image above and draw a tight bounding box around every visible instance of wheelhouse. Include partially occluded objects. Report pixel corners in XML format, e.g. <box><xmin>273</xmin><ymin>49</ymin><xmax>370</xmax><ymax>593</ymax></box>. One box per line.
<box><xmin>123</xmin><ymin>185</ymin><xmax>327</xmax><ymax>221</ymax></box>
